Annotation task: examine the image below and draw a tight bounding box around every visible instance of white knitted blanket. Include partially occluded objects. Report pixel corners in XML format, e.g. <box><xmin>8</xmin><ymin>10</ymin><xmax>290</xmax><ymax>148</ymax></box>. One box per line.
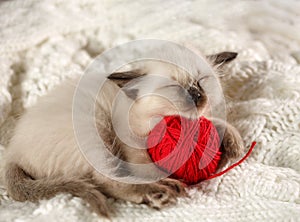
<box><xmin>0</xmin><ymin>0</ymin><xmax>300</xmax><ymax>221</ymax></box>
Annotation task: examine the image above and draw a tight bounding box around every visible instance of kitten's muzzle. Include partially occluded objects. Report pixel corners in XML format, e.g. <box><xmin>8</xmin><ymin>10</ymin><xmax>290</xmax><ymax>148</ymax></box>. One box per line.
<box><xmin>187</xmin><ymin>87</ymin><xmax>206</xmax><ymax>107</ymax></box>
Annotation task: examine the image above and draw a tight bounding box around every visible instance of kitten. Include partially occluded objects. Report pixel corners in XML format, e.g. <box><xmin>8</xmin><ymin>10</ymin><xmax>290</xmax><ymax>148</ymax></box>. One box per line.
<box><xmin>3</xmin><ymin>44</ymin><xmax>243</xmax><ymax>217</ymax></box>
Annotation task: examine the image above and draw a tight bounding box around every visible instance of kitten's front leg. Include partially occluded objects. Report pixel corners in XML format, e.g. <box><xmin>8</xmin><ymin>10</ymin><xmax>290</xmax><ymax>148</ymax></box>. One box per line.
<box><xmin>119</xmin><ymin>143</ymin><xmax>187</xmax><ymax>198</ymax></box>
<box><xmin>210</xmin><ymin>118</ymin><xmax>245</xmax><ymax>169</ymax></box>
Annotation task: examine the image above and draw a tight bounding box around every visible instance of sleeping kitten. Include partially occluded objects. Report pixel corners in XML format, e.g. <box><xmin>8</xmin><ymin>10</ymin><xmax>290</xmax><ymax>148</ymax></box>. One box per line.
<box><xmin>3</xmin><ymin>44</ymin><xmax>243</xmax><ymax>217</ymax></box>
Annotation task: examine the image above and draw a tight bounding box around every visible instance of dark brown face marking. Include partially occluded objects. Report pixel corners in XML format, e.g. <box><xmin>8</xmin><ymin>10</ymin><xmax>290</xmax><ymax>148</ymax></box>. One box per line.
<box><xmin>122</xmin><ymin>88</ymin><xmax>139</xmax><ymax>100</ymax></box>
<box><xmin>187</xmin><ymin>81</ymin><xmax>207</xmax><ymax>108</ymax></box>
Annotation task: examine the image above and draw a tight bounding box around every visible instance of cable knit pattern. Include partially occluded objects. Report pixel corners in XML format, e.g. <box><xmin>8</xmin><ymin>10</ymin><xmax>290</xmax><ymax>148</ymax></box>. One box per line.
<box><xmin>0</xmin><ymin>0</ymin><xmax>299</xmax><ymax>221</ymax></box>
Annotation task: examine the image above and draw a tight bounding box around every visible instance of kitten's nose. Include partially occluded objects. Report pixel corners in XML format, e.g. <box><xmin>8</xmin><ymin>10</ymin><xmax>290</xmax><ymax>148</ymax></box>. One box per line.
<box><xmin>188</xmin><ymin>87</ymin><xmax>202</xmax><ymax>106</ymax></box>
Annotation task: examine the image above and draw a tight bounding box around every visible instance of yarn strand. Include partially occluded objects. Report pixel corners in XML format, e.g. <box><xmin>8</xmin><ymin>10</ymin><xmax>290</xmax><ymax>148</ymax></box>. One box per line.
<box><xmin>206</xmin><ymin>141</ymin><xmax>257</xmax><ymax>180</ymax></box>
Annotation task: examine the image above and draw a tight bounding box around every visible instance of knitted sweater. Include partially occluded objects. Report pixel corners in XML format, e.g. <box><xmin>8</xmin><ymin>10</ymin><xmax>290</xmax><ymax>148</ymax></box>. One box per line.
<box><xmin>0</xmin><ymin>0</ymin><xmax>299</xmax><ymax>221</ymax></box>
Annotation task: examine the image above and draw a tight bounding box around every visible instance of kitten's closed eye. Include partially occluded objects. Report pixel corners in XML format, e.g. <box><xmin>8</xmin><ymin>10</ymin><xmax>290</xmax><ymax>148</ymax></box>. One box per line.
<box><xmin>197</xmin><ymin>76</ymin><xmax>210</xmax><ymax>86</ymax></box>
<box><xmin>160</xmin><ymin>84</ymin><xmax>181</xmax><ymax>89</ymax></box>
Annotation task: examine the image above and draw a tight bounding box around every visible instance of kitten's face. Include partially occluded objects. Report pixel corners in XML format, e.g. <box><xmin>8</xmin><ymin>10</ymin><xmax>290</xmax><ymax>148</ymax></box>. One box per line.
<box><xmin>108</xmin><ymin>51</ymin><xmax>237</xmax><ymax>136</ymax></box>
<box><xmin>129</xmin><ymin>62</ymin><xmax>209</xmax><ymax>118</ymax></box>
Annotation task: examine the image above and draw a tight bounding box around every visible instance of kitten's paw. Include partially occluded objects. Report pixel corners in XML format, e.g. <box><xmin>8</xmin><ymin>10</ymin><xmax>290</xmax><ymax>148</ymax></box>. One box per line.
<box><xmin>141</xmin><ymin>182</ymin><xmax>180</xmax><ymax>209</ymax></box>
<box><xmin>219</xmin><ymin>126</ymin><xmax>244</xmax><ymax>168</ymax></box>
<box><xmin>222</xmin><ymin>132</ymin><xmax>244</xmax><ymax>158</ymax></box>
<box><xmin>158</xmin><ymin>178</ymin><xmax>188</xmax><ymax>197</ymax></box>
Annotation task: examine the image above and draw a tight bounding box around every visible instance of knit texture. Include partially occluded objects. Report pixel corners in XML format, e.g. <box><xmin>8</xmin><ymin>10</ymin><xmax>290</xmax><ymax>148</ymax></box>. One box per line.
<box><xmin>0</xmin><ymin>0</ymin><xmax>300</xmax><ymax>221</ymax></box>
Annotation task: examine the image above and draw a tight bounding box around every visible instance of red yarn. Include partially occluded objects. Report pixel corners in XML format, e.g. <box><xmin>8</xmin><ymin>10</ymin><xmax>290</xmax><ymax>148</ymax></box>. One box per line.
<box><xmin>147</xmin><ymin>116</ymin><xmax>221</xmax><ymax>185</ymax></box>
<box><xmin>147</xmin><ymin>115</ymin><xmax>256</xmax><ymax>185</ymax></box>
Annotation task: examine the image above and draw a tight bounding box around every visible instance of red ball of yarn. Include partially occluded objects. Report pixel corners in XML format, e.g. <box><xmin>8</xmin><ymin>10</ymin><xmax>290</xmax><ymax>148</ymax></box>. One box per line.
<box><xmin>147</xmin><ymin>115</ymin><xmax>222</xmax><ymax>185</ymax></box>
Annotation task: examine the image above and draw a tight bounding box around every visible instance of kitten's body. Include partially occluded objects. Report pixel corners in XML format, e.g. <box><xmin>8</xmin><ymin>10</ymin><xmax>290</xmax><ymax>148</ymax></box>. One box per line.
<box><xmin>3</xmin><ymin>46</ymin><xmax>243</xmax><ymax>217</ymax></box>
<box><xmin>5</xmin><ymin>80</ymin><xmax>90</xmax><ymax>179</ymax></box>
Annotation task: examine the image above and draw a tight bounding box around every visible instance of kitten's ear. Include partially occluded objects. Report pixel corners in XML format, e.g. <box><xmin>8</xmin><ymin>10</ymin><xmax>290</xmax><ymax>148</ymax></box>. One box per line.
<box><xmin>206</xmin><ymin>52</ymin><xmax>238</xmax><ymax>67</ymax></box>
<box><xmin>107</xmin><ymin>70</ymin><xmax>145</xmax><ymax>99</ymax></box>
<box><xmin>107</xmin><ymin>70</ymin><xmax>144</xmax><ymax>88</ymax></box>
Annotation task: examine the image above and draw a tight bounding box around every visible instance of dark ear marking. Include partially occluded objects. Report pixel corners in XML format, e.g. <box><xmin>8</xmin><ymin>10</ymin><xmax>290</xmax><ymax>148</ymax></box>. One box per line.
<box><xmin>107</xmin><ymin>70</ymin><xmax>145</xmax><ymax>88</ymax></box>
<box><xmin>207</xmin><ymin>52</ymin><xmax>238</xmax><ymax>66</ymax></box>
